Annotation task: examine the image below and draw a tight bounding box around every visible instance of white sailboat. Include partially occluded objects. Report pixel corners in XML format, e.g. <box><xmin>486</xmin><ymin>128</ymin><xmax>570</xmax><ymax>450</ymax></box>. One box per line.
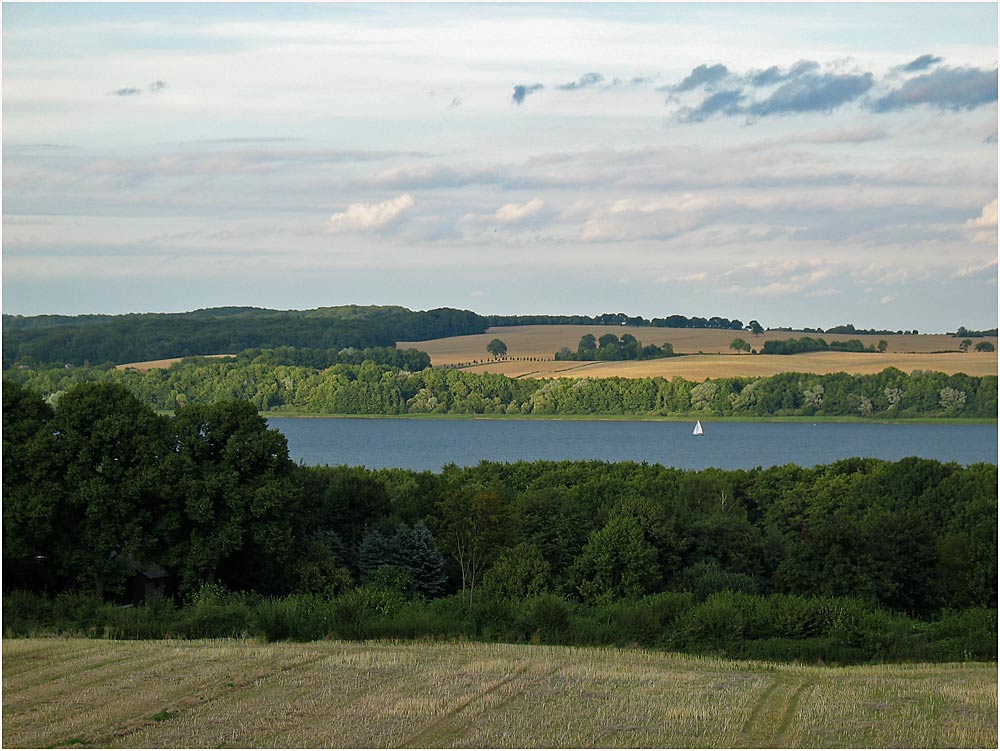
<box><xmin>692</xmin><ymin>420</ymin><xmax>704</xmax><ymax>437</ymax></box>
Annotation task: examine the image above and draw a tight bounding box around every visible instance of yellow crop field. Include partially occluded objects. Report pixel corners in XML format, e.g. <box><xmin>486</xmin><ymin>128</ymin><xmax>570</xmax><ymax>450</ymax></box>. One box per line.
<box><xmin>398</xmin><ymin>325</ymin><xmax>998</xmax><ymax>380</ymax></box>
<box><xmin>116</xmin><ymin>354</ymin><xmax>235</xmax><ymax>372</ymax></box>
<box><xmin>3</xmin><ymin>638</ymin><xmax>996</xmax><ymax>749</ymax></box>
<box><xmin>459</xmin><ymin>352</ymin><xmax>999</xmax><ymax>381</ymax></box>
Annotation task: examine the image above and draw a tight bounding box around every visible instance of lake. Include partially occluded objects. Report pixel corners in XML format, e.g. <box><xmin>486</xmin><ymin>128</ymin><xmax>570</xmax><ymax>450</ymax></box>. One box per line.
<box><xmin>268</xmin><ymin>417</ymin><xmax>998</xmax><ymax>472</ymax></box>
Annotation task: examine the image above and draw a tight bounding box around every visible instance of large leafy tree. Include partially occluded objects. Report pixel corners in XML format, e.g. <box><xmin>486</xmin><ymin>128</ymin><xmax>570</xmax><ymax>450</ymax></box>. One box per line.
<box><xmin>165</xmin><ymin>400</ymin><xmax>298</xmax><ymax>593</ymax></box>
<box><xmin>486</xmin><ymin>338</ymin><xmax>508</xmax><ymax>360</ymax></box>
<box><xmin>2</xmin><ymin>381</ymin><xmax>61</xmax><ymax>590</ymax></box>
<box><xmin>570</xmin><ymin>515</ymin><xmax>661</xmax><ymax>604</ymax></box>
<box><xmin>48</xmin><ymin>383</ymin><xmax>170</xmax><ymax>598</ymax></box>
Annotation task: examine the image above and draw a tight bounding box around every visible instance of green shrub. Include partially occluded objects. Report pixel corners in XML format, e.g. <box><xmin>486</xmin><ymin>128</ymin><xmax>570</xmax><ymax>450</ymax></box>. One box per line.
<box><xmin>471</xmin><ymin>595</ymin><xmax>519</xmax><ymax>640</ymax></box>
<box><xmin>178</xmin><ymin>585</ymin><xmax>252</xmax><ymax>639</ymax></box>
<box><xmin>674</xmin><ymin>591</ymin><xmax>753</xmax><ymax>649</ymax></box>
<box><xmin>671</xmin><ymin>562</ymin><xmax>760</xmax><ymax>601</ymax></box>
<box><xmin>519</xmin><ymin>594</ymin><xmax>571</xmax><ymax>642</ymax></box>
<box><xmin>329</xmin><ymin>587</ymin><xmax>410</xmax><ymax>640</ymax></box>
<box><xmin>254</xmin><ymin>595</ymin><xmax>331</xmax><ymax>642</ymax></box>
<box><xmin>746</xmin><ymin>594</ymin><xmax>832</xmax><ymax>640</ymax></box>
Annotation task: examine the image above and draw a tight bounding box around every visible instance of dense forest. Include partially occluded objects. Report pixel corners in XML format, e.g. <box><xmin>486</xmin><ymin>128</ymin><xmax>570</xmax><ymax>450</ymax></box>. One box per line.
<box><xmin>5</xmin><ymin>354</ymin><xmax>996</xmax><ymax>419</ymax></box>
<box><xmin>4</xmin><ymin>381</ymin><xmax>995</xmax><ymax>661</ymax></box>
<box><xmin>1</xmin><ymin>306</ymin><xmax>486</xmax><ymax>368</ymax></box>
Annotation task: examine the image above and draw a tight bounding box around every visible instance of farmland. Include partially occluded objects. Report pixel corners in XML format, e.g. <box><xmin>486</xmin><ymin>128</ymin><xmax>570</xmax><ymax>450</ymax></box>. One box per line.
<box><xmin>3</xmin><ymin>639</ymin><xmax>996</xmax><ymax>749</ymax></box>
<box><xmin>398</xmin><ymin>325</ymin><xmax>999</xmax><ymax>380</ymax></box>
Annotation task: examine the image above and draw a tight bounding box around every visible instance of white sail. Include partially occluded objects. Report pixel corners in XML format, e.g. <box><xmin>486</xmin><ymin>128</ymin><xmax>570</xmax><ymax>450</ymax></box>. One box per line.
<box><xmin>693</xmin><ymin>420</ymin><xmax>703</xmax><ymax>436</ymax></box>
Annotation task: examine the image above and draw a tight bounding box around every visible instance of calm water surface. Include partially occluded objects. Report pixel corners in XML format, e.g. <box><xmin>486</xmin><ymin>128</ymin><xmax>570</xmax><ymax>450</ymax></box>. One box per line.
<box><xmin>268</xmin><ymin>417</ymin><xmax>998</xmax><ymax>471</ymax></box>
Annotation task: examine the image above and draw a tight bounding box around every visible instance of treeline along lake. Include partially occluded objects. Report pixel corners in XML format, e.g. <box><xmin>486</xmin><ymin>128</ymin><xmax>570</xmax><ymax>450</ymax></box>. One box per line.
<box><xmin>270</xmin><ymin>417</ymin><xmax>999</xmax><ymax>472</ymax></box>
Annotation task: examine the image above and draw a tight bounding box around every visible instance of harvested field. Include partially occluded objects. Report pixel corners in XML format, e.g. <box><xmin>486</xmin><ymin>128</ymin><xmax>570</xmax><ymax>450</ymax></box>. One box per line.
<box><xmin>459</xmin><ymin>352</ymin><xmax>999</xmax><ymax>381</ymax></box>
<box><xmin>399</xmin><ymin>325</ymin><xmax>998</xmax><ymax>363</ymax></box>
<box><xmin>116</xmin><ymin>354</ymin><xmax>235</xmax><ymax>372</ymax></box>
<box><xmin>2</xmin><ymin>639</ymin><xmax>995</xmax><ymax>749</ymax></box>
<box><xmin>397</xmin><ymin>326</ymin><xmax>998</xmax><ymax>379</ymax></box>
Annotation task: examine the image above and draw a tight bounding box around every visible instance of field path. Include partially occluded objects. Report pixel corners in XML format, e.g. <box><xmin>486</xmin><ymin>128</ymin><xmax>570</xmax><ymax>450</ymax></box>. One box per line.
<box><xmin>738</xmin><ymin>676</ymin><xmax>815</xmax><ymax>748</ymax></box>
<box><xmin>401</xmin><ymin>659</ymin><xmax>539</xmax><ymax>748</ymax></box>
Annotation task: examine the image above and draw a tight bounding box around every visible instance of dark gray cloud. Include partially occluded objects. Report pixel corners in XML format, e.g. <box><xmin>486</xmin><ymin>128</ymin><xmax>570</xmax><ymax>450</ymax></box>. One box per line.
<box><xmin>512</xmin><ymin>83</ymin><xmax>543</xmax><ymax>105</ymax></box>
<box><xmin>747</xmin><ymin>60</ymin><xmax>820</xmax><ymax>87</ymax></box>
<box><xmin>110</xmin><ymin>87</ymin><xmax>142</xmax><ymax>97</ymax></box>
<box><xmin>556</xmin><ymin>72</ymin><xmax>604</xmax><ymax>91</ymax></box>
<box><xmin>985</xmin><ymin>131</ymin><xmax>998</xmax><ymax>144</ymax></box>
<box><xmin>902</xmin><ymin>54</ymin><xmax>943</xmax><ymax>72</ymax></box>
<box><xmin>676</xmin><ymin>89</ymin><xmax>745</xmax><ymax>123</ymax></box>
<box><xmin>671</xmin><ymin>63</ymin><xmax>729</xmax><ymax>92</ymax></box>
<box><xmin>148</xmin><ymin>80</ymin><xmax>168</xmax><ymax>93</ymax></box>
<box><xmin>748</xmin><ymin>72</ymin><xmax>874</xmax><ymax>116</ymax></box>
<box><xmin>871</xmin><ymin>67</ymin><xmax>998</xmax><ymax>112</ymax></box>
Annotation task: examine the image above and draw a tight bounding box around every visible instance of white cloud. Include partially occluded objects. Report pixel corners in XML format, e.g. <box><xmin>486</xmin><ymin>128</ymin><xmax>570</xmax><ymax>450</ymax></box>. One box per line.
<box><xmin>328</xmin><ymin>194</ymin><xmax>415</xmax><ymax>232</ymax></box>
<box><xmin>495</xmin><ymin>198</ymin><xmax>545</xmax><ymax>222</ymax></box>
<box><xmin>880</xmin><ymin>294</ymin><xmax>896</xmax><ymax>304</ymax></box>
<box><xmin>954</xmin><ymin>257</ymin><xmax>999</xmax><ymax>279</ymax></box>
<box><xmin>965</xmin><ymin>199</ymin><xmax>998</xmax><ymax>244</ymax></box>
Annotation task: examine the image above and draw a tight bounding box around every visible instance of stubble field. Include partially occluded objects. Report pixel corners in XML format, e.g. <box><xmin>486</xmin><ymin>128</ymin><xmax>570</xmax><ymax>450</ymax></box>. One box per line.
<box><xmin>398</xmin><ymin>325</ymin><xmax>999</xmax><ymax>380</ymax></box>
<box><xmin>3</xmin><ymin>638</ymin><xmax>996</xmax><ymax>749</ymax></box>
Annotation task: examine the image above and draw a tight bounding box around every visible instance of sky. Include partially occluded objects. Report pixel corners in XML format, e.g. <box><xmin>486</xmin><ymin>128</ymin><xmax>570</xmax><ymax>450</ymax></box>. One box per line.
<box><xmin>2</xmin><ymin>2</ymin><xmax>997</xmax><ymax>332</ymax></box>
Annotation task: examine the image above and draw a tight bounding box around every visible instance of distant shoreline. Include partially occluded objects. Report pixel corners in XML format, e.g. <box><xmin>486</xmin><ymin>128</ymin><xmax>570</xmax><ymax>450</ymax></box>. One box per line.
<box><xmin>261</xmin><ymin>411</ymin><xmax>996</xmax><ymax>425</ymax></box>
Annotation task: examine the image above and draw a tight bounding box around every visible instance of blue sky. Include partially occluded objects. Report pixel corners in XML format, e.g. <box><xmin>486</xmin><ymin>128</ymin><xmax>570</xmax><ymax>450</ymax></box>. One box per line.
<box><xmin>2</xmin><ymin>2</ymin><xmax>997</xmax><ymax>331</ymax></box>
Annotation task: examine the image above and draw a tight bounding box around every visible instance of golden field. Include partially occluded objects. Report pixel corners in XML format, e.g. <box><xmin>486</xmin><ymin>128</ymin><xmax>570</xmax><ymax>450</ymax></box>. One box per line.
<box><xmin>116</xmin><ymin>354</ymin><xmax>235</xmax><ymax>372</ymax></box>
<box><xmin>398</xmin><ymin>325</ymin><xmax>999</xmax><ymax>380</ymax></box>
<box><xmin>3</xmin><ymin>638</ymin><xmax>996</xmax><ymax>749</ymax></box>
<box><xmin>458</xmin><ymin>352</ymin><xmax>999</xmax><ymax>380</ymax></box>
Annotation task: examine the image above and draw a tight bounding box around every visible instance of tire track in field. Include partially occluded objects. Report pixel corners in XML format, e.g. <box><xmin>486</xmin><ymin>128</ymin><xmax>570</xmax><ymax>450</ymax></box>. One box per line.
<box><xmin>738</xmin><ymin>676</ymin><xmax>814</xmax><ymax>748</ymax></box>
<box><xmin>105</xmin><ymin>651</ymin><xmax>336</xmax><ymax>747</ymax></box>
<box><xmin>401</xmin><ymin>660</ymin><xmax>555</xmax><ymax>748</ymax></box>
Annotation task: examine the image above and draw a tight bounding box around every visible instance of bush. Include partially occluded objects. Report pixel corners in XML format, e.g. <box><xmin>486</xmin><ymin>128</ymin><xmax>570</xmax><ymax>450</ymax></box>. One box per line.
<box><xmin>670</xmin><ymin>562</ymin><xmax>760</xmax><ymax>601</ymax></box>
<box><xmin>328</xmin><ymin>586</ymin><xmax>410</xmax><ymax>640</ymax></box>
<box><xmin>254</xmin><ymin>595</ymin><xmax>331</xmax><ymax>642</ymax></box>
<box><xmin>674</xmin><ymin>591</ymin><xmax>753</xmax><ymax>649</ymax></box>
<box><xmin>518</xmin><ymin>594</ymin><xmax>571</xmax><ymax>642</ymax></box>
<box><xmin>746</xmin><ymin>594</ymin><xmax>833</xmax><ymax>640</ymax></box>
<box><xmin>922</xmin><ymin>608</ymin><xmax>998</xmax><ymax>661</ymax></box>
<box><xmin>178</xmin><ymin>585</ymin><xmax>252</xmax><ymax>639</ymax></box>
<box><xmin>471</xmin><ymin>595</ymin><xmax>519</xmax><ymax>640</ymax></box>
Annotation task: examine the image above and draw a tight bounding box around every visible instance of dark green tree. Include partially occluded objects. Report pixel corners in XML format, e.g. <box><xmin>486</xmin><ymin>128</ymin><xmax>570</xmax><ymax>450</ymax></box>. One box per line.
<box><xmin>480</xmin><ymin>542</ymin><xmax>552</xmax><ymax>600</ymax></box>
<box><xmin>164</xmin><ymin>400</ymin><xmax>297</xmax><ymax>593</ymax></box>
<box><xmin>390</xmin><ymin>521</ymin><xmax>447</xmax><ymax>597</ymax></box>
<box><xmin>570</xmin><ymin>515</ymin><xmax>661</xmax><ymax>604</ymax></box>
<box><xmin>359</xmin><ymin>526</ymin><xmax>393</xmax><ymax>578</ymax></box>
<box><xmin>2</xmin><ymin>382</ymin><xmax>61</xmax><ymax>590</ymax></box>
<box><xmin>975</xmin><ymin>341</ymin><xmax>995</xmax><ymax>352</ymax></box>
<box><xmin>49</xmin><ymin>383</ymin><xmax>170</xmax><ymax>598</ymax></box>
<box><xmin>486</xmin><ymin>338</ymin><xmax>508</xmax><ymax>359</ymax></box>
<box><xmin>730</xmin><ymin>337</ymin><xmax>751</xmax><ymax>354</ymax></box>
